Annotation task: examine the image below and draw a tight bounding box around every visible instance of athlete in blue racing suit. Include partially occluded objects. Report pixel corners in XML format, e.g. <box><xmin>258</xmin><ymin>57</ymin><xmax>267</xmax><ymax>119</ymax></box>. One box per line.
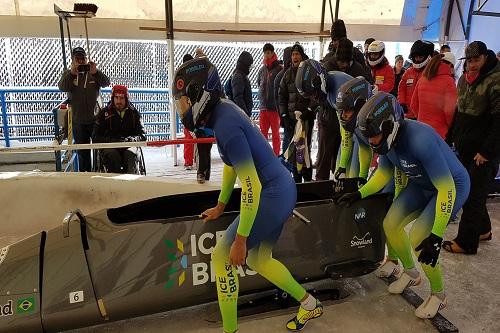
<box><xmin>172</xmin><ymin>57</ymin><xmax>323</xmax><ymax>333</ymax></box>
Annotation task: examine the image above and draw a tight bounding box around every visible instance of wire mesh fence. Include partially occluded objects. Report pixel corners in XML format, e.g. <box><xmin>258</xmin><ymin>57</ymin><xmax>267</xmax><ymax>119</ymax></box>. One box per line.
<box><xmin>0</xmin><ymin>37</ymin><xmax>319</xmax><ymax>145</ymax></box>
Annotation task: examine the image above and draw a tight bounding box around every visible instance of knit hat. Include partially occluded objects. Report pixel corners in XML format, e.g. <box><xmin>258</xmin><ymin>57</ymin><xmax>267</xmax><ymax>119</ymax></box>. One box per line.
<box><xmin>112</xmin><ymin>85</ymin><xmax>129</xmax><ymax>99</ymax></box>
<box><xmin>291</xmin><ymin>43</ymin><xmax>307</xmax><ymax>59</ymax></box>
<box><xmin>237</xmin><ymin>51</ymin><xmax>254</xmax><ymax>67</ymax></box>
<box><xmin>441</xmin><ymin>52</ymin><xmax>456</xmax><ymax>66</ymax></box>
<box><xmin>335</xmin><ymin>38</ymin><xmax>353</xmax><ymax>62</ymax></box>
<box><xmin>282</xmin><ymin>46</ymin><xmax>293</xmax><ymax>68</ymax></box>
<box><xmin>330</xmin><ymin>20</ymin><xmax>347</xmax><ymax>40</ymax></box>
<box><xmin>263</xmin><ymin>43</ymin><xmax>274</xmax><ymax>53</ymax></box>
<box><xmin>182</xmin><ymin>53</ymin><xmax>194</xmax><ymax>63</ymax></box>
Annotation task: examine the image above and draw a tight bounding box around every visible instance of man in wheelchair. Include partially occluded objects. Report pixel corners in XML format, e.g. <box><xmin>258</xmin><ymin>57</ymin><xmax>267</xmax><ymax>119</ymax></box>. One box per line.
<box><xmin>93</xmin><ymin>85</ymin><xmax>146</xmax><ymax>174</ymax></box>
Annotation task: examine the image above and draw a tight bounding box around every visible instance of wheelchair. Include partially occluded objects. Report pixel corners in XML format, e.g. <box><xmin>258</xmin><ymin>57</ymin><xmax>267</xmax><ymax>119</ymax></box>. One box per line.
<box><xmin>92</xmin><ymin>146</ymin><xmax>146</xmax><ymax>175</ymax></box>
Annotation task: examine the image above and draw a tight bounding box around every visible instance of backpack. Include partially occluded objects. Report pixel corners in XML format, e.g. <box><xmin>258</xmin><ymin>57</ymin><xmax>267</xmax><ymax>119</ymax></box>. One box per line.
<box><xmin>224</xmin><ymin>76</ymin><xmax>233</xmax><ymax>100</ymax></box>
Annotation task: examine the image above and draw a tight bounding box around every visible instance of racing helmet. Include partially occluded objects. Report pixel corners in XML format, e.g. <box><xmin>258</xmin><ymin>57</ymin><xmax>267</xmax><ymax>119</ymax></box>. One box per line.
<box><xmin>172</xmin><ymin>57</ymin><xmax>222</xmax><ymax>131</ymax></box>
<box><xmin>295</xmin><ymin>59</ymin><xmax>327</xmax><ymax>98</ymax></box>
<box><xmin>357</xmin><ymin>91</ymin><xmax>404</xmax><ymax>155</ymax></box>
<box><xmin>336</xmin><ymin>77</ymin><xmax>372</xmax><ymax>133</ymax></box>
<box><xmin>409</xmin><ymin>40</ymin><xmax>435</xmax><ymax>69</ymax></box>
<box><xmin>367</xmin><ymin>41</ymin><xmax>385</xmax><ymax>67</ymax></box>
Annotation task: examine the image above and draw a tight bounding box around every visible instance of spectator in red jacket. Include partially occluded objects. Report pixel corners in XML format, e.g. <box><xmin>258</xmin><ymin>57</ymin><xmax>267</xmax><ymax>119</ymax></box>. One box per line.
<box><xmin>398</xmin><ymin>40</ymin><xmax>435</xmax><ymax>119</ymax></box>
<box><xmin>366</xmin><ymin>41</ymin><xmax>395</xmax><ymax>93</ymax></box>
<box><xmin>411</xmin><ymin>54</ymin><xmax>457</xmax><ymax>139</ymax></box>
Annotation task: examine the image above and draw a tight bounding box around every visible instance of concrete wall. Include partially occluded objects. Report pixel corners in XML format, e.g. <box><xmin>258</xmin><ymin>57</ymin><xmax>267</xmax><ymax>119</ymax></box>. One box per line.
<box><xmin>0</xmin><ymin>172</ymin><xmax>219</xmax><ymax>238</ymax></box>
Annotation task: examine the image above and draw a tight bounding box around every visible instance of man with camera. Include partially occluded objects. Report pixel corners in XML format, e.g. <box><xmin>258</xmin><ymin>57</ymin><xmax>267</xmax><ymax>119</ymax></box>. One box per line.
<box><xmin>58</xmin><ymin>46</ymin><xmax>110</xmax><ymax>171</ymax></box>
<box><xmin>93</xmin><ymin>85</ymin><xmax>146</xmax><ymax>174</ymax></box>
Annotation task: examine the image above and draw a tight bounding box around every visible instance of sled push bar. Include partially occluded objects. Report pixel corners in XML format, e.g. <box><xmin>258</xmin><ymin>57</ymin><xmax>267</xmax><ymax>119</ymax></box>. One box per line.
<box><xmin>0</xmin><ymin>138</ymin><xmax>216</xmax><ymax>154</ymax></box>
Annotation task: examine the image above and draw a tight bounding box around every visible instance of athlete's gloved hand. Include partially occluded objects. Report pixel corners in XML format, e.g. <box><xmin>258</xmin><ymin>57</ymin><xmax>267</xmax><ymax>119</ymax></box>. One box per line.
<box><xmin>123</xmin><ymin>136</ymin><xmax>137</xmax><ymax>142</ymax></box>
<box><xmin>336</xmin><ymin>191</ymin><xmax>361</xmax><ymax>207</ymax></box>
<box><xmin>415</xmin><ymin>233</ymin><xmax>443</xmax><ymax>267</ymax></box>
<box><xmin>357</xmin><ymin>177</ymin><xmax>367</xmax><ymax>188</ymax></box>
<box><xmin>333</xmin><ymin>167</ymin><xmax>346</xmax><ymax>182</ymax></box>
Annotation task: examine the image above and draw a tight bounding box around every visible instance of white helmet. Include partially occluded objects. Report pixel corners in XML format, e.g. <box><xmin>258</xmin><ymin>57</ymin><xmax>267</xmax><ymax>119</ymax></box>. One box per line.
<box><xmin>367</xmin><ymin>41</ymin><xmax>386</xmax><ymax>67</ymax></box>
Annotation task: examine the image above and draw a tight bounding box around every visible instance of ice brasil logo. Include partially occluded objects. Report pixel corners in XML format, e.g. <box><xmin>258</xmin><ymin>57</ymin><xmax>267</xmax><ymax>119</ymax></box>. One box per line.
<box><xmin>163</xmin><ymin>233</ymin><xmax>257</xmax><ymax>290</ymax></box>
<box><xmin>164</xmin><ymin>239</ymin><xmax>188</xmax><ymax>290</ymax></box>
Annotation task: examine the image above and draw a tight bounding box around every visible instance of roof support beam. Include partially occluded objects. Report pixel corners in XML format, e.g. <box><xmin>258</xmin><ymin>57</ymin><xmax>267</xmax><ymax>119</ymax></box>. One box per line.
<box><xmin>472</xmin><ymin>10</ymin><xmax>500</xmax><ymax>17</ymax></box>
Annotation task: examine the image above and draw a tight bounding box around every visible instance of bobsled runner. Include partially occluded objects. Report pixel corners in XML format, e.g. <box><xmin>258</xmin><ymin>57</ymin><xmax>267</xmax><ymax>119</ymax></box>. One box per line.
<box><xmin>0</xmin><ymin>180</ymin><xmax>391</xmax><ymax>332</ymax></box>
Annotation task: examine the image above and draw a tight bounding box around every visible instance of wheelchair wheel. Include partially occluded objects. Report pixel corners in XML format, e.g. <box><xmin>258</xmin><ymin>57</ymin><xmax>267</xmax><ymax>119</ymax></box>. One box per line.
<box><xmin>136</xmin><ymin>147</ymin><xmax>146</xmax><ymax>175</ymax></box>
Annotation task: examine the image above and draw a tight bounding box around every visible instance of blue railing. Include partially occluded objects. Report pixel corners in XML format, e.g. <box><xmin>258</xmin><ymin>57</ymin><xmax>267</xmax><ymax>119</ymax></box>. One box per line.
<box><xmin>0</xmin><ymin>87</ymin><xmax>261</xmax><ymax>147</ymax></box>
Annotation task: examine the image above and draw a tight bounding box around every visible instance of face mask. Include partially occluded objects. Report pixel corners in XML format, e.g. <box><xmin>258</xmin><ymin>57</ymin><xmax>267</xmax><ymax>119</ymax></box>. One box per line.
<box><xmin>370</xmin><ymin>140</ymin><xmax>390</xmax><ymax>155</ymax></box>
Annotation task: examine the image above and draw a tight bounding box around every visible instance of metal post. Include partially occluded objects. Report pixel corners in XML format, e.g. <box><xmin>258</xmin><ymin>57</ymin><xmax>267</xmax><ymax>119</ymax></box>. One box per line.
<box><xmin>465</xmin><ymin>0</ymin><xmax>476</xmax><ymax>41</ymax></box>
<box><xmin>165</xmin><ymin>0</ymin><xmax>177</xmax><ymax>165</ymax></box>
<box><xmin>58</xmin><ymin>17</ymin><xmax>68</xmax><ymax>69</ymax></box>
<box><xmin>335</xmin><ymin>0</ymin><xmax>340</xmax><ymax>21</ymax></box>
<box><xmin>444</xmin><ymin>0</ymin><xmax>455</xmax><ymax>42</ymax></box>
<box><xmin>53</xmin><ymin>108</ymin><xmax>62</xmax><ymax>171</ymax></box>
<box><xmin>0</xmin><ymin>92</ymin><xmax>10</xmax><ymax>148</ymax></box>
<box><xmin>320</xmin><ymin>0</ymin><xmax>327</xmax><ymax>58</ymax></box>
<box><xmin>328</xmin><ymin>0</ymin><xmax>334</xmax><ymax>23</ymax></box>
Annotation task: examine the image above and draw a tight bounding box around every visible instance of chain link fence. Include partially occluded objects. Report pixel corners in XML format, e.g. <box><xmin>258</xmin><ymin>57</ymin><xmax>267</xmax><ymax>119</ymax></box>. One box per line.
<box><xmin>0</xmin><ymin>37</ymin><xmax>319</xmax><ymax>144</ymax></box>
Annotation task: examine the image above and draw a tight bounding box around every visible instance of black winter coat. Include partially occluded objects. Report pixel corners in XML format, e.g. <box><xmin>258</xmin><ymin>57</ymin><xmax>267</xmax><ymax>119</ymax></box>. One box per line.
<box><xmin>93</xmin><ymin>103</ymin><xmax>146</xmax><ymax>143</ymax></box>
<box><xmin>231</xmin><ymin>70</ymin><xmax>253</xmax><ymax>117</ymax></box>
<box><xmin>278</xmin><ymin>65</ymin><xmax>312</xmax><ymax>129</ymax></box>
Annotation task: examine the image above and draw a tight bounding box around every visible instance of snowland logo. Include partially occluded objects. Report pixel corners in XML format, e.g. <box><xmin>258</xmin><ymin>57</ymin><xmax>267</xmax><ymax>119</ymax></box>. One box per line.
<box><xmin>350</xmin><ymin>232</ymin><xmax>373</xmax><ymax>249</ymax></box>
<box><xmin>354</xmin><ymin>208</ymin><xmax>367</xmax><ymax>223</ymax></box>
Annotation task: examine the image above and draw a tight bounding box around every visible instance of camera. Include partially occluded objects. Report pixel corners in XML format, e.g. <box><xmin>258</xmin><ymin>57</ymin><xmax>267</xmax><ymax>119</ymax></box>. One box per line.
<box><xmin>78</xmin><ymin>64</ymin><xmax>91</xmax><ymax>72</ymax></box>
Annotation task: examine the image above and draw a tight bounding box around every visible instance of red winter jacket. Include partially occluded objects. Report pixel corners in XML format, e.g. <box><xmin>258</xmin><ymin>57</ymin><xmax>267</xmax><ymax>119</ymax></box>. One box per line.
<box><xmin>370</xmin><ymin>57</ymin><xmax>395</xmax><ymax>93</ymax></box>
<box><xmin>411</xmin><ymin>62</ymin><xmax>457</xmax><ymax>139</ymax></box>
<box><xmin>398</xmin><ymin>66</ymin><xmax>424</xmax><ymax>119</ymax></box>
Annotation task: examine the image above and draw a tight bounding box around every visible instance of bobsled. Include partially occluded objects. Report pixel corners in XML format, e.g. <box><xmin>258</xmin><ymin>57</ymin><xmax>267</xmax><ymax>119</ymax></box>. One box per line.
<box><xmin>0</xmin><ymin>180</ymin><xmax>391</xmax><ymax>332</ymax></box>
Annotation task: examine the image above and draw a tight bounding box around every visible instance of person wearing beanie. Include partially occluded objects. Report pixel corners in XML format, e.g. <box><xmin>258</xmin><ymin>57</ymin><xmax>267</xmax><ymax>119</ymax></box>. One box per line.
<box><xmin>330</xmin><ymin>19</ymin><xmax>347</xmax><ymax>46</ymax></box>
<box><xmin>58</xmin><ymin>46</ymin><xmax>110</xmax><ymax>172</ymax></box>
<box><xmin>279</xmin><ymin>43</ymin><xmax>314</xmax><ymax>182</ymax></box>
<box><xmin>323</xmin><ymin>20</ymin><xmax>367</xmax><ymax>71</ymax></box>
<box><xmin>257</xmin><ymin>43</ymin><xmax>282</xmax><ymax>155</ymax></box>
<box><xmin>231</xmin><ymin>51</ymin><xmax>254</xmax><ymax>117</ymax></box>
<box><xmin>392</xmin><ymin>55</ymin><xmax>406</xmax><ymax>97</ymax></box>
<box><xmin>274</xmin><ymin>46</ymin><xmax>293</xmax><ymax>153</ymax></box>
<box><xmin>334</xmin><ymin>38</ymin><xmax>374</xmax><ymax>83</ymax></box>
<box><xmin>92</xmin><ymin>85</ymin><xmax>146</xmax><ymax>174</ymax></box>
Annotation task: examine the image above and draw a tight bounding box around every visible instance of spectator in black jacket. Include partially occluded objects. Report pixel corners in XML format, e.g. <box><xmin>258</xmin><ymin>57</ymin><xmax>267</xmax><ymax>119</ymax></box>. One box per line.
<box><xmin>257</xmin><ymin>43</ymin><xmax>283</xmax><ymax>155</ymax></box>
<box><xmin>323</xmin><ymin>20</ymin><xmax>367</xmax><ymax>72</ymax></box>
<box><xmin>231</xmin><ymin>51</ymin><xmax>254</xmax><ymax>117</ymax></box>
<box><xmin>334</xmin><ymin>38</ymin><xmax>374</xmax><ymax>83</ymax></box>
<box><xmin>279</xmin><ymin>43</ymin><xmax>313</xmax><ymax>181</ymax></box>
<box><xmin>443</xmin><ymin>41</ymin><xmax>500</xmax><ymax>255</ymax></box>
<box><xmin>93</xmin><ymin>85</ymin><xmax>146</xmax><ymax>174</ymax></box>
<box><xmin>274</xmin><ymin>46</ymin><xmax>293</xmax><ymax>153</ymax></box>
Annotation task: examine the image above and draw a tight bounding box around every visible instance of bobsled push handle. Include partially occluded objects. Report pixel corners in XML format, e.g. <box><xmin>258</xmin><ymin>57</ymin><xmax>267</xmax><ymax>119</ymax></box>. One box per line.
<box><xmin>292</xmin><ymin>209</ymin><xmax>311</xmax><ymax>224</ymax></box>
<box><xmin>62</xmin><ymin>209</ymin><xmax>90</xmax><ymax>249</ymax></box>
